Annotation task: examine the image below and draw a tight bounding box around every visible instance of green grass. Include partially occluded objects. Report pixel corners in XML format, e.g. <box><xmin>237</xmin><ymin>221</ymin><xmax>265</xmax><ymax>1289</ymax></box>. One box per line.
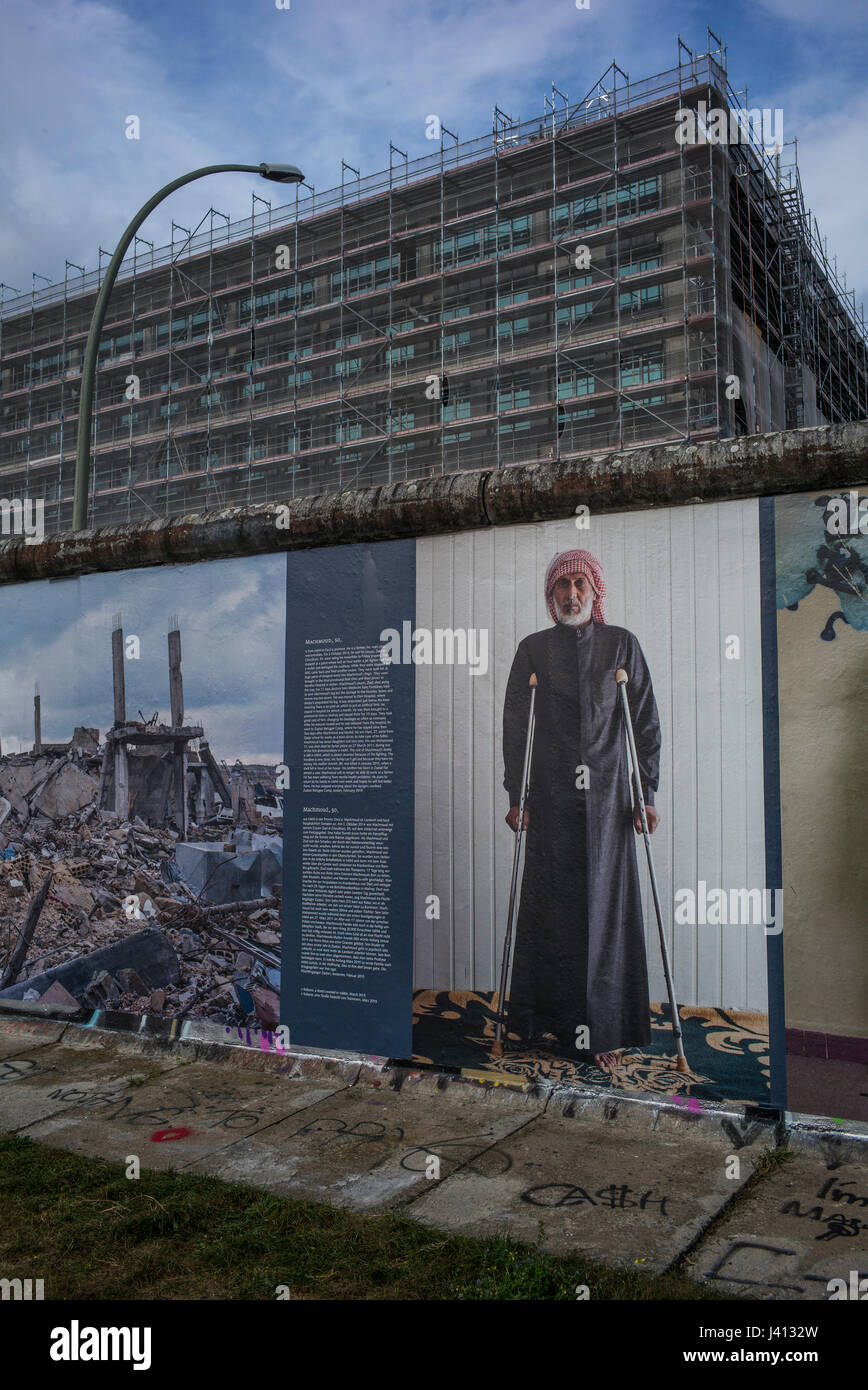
<box><xmin>0</xmin><ymin>1132</ymin><xmax>740</xmax><ymax>1301</ymax></box>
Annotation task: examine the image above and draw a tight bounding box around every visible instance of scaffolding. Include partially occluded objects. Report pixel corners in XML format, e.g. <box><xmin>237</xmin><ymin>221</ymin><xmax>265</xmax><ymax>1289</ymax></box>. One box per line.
<box><xmin>1</xmin><ymin>32</ymin><xmax>866</xmax><ymax>536</ymax></box>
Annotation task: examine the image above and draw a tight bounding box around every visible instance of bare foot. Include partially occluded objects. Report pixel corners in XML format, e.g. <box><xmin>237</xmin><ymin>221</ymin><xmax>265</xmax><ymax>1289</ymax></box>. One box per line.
<box><xmin>594</xmin><ymin>1051</ymin><xmax>622</xmax><ymax>1071</ymax></box>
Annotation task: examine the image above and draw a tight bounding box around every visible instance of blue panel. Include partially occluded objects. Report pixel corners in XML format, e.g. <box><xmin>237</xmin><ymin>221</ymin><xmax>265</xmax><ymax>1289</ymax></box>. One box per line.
<box><xmin>759</xmin><ymin>498</ymin><xmax>787</xmax><ymax>1112</ymax></box>
<box><xmin>282</xmin><ymin>541</ymin><xmax>415</xmax><ymax>1056</ymax></box>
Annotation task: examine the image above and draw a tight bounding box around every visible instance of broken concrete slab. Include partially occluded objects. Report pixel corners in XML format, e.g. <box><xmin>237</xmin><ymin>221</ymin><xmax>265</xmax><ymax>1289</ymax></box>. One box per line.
<box><xmin>0</xmin><ymin>927</ymin><xmax>180</xmax><ymax>1002</ymax></box>
<box><xmin>174</xmin><ymin>835</ymin><xmax>282</xmax><ymax>904</ymax></box>
<box><xmin>695</xmin><ymin>1154</ymin><xmax>868</xmax><ymax>1299</ymax></box>
<box><xmin>405</xmin><ymin>1106</ymin><xmax>771</xmax><ymax>1270</ymax></box>
<box><xmin>32</xmin><ymin>762</ymin><xmax>98</xmax><ymax>819</ymax></box>
<box><xmin>38</xmin><ymin>980</ymin><xmax>81</xmax><ymax>1009</ymax></box>
<box><xmin>50</xmin><ymin>875</ymin><xmax>95</xmax><ymax>914</ymax></box>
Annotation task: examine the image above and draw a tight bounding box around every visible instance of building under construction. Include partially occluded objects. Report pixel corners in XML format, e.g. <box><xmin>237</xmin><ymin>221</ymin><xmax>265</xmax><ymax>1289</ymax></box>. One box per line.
<box><xmin>1</xmin><ymin>33</ymin><xmax>866</xmax><ymax>535</ymax></box>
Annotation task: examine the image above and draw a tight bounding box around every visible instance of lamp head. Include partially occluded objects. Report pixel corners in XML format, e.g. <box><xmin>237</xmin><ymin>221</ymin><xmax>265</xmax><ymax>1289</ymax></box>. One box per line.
<box><xmin>259</xmin><ymin>163</ymin><xmax>305</xmax><ymax>185</ymax></box>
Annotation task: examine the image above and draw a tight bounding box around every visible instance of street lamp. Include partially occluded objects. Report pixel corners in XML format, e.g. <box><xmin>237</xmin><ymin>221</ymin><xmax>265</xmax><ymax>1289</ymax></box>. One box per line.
<box><xmin>72</xmin><ymin>162</ymin><xmax>304</xmax><ymax>532</ymax></box>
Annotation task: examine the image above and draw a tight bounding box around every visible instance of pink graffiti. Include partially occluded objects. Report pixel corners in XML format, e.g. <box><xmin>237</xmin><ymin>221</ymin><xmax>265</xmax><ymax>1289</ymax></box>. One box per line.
<box><xmin>223</xmin><ymin>1026</ymin><xmax>287</xmax><ymax>1053</ymax></box>
<box><xmin>672</xmin><ymin>1095</ymin><xmax>703</xmax><ymax>1114</ymax></box>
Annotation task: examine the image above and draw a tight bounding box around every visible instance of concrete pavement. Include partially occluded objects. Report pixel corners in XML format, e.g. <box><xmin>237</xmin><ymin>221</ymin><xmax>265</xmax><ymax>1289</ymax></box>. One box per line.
<box><xmin>1</xmin><ymin>1013</ymin><xmax>866</xmax><ymax>1300</ymax></box>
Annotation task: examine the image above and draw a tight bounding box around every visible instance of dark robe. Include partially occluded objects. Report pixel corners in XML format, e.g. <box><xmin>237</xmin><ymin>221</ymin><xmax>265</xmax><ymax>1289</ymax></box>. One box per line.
<box><xmin>502</xmin><ymin>620</ymin><xmax>661</xmax><ymax>1055</ymax></box>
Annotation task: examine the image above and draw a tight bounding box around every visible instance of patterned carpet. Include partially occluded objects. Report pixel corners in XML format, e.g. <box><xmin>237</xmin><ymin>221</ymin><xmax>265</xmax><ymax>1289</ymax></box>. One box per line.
<box><xmin>412</xmin><ymin>990</ymin><xmax>770</xmax><ymax>1105</ymax></box>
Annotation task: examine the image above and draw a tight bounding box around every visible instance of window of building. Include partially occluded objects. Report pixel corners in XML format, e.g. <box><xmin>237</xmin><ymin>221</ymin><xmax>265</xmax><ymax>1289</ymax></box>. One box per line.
<box><xmin>620</xmin><ymin>348</ymin><xmax>664</xmax><ymax>387</ymax></box>
<box><xmin>498</xmin><ymin>317</ymin><xmax>529</xmax><ymax>340</ymax></box>
<box><xmin>552</xmin><ymin>192</ymin><xmax>602</xmax><ymax>236</ymax></box>
<box><xmin>441</xmin><ymin>305</ymin><xmax>471</xmax><ymax>322</ymax></box>
<box><xmin>191</xmin><ymin>308</ymin><xmax>218</xmax><ymax>339</ymax></box>
<box><xmin>498</xmin><ymin>419</ymin><xmax>532</xmax><ymax>435</ymax></box>
<box><xmin>443</xmin><ymin>430</ymin><xmax>472</xmax><ymax>444</ymax></box>
<box><xmin>335</xmin><ymin>421</ymin><xmax>363</xmax><ymax>442</ymax></box>
<box><xmin>443</xmin><ymin>330</ymin><xmax>471</xmax><ymax>353</ymax></box>
<box><xmin>159</xmin><ymin>401</ymin><xmax>180</xmax><ymax>418</ymax></box>
<box><xmin>442</xmin><ymin>400</ymin><xmax>471</xmax><ymax>421</ymax></box>
<box><xmin>155</xmin><ymin>317</ymin><xmax>188</xmax><ymax>347</ymax></box>
<box><xmin>387</xmin><ymin>344</ymin><xmax>415</xmax><ymax>364</ymax></box>
<box><xmin>498</xmin><ymin>290</ymin><xmax>530</xmax><ymax>306</ymax></box>
<box><xmin>390</xmin><ymin>410</ymin><xmax>415</xmax><ymax>431</ymax></box>
<box><xmin>287</xmin><ymin>369</ymin><xmax>312</xmax><ymax>389</ymax></box>
<box><xmin>336</xmin><ymin>357</ymin><xmax>362</xmax><ymax>377</ymax></box>
<box><xmin>332</xmin><ymin>255</ymin><xmax>399</xmax><ymax>298</ymax></box>
<box><xmin>557</xmin><ymin>302</ymin><xmax>595</xmax><ymax>329</ymax></box>
<box><xmin>619</xmin><ymin>253</ymin><xmax>662</xmax><ymax>276</ymax></box>
<box><xmin>499</xmin><ymin>382</ymin><xmax>531</xmax><ymax>410</ymax></box>
<box><xmin>558</xmin><ymin>370</ymin><xmax>596</xmax><ymax>400</ymax></box>
<box><xmin>619</xmin><ymin>283</ymin><xmax>663</xmax><ymax>312</ymax></box>
<box><xmin>274</xmin><ymin>280</ymin><xmax>316</xmax><ymax>314</ymax></box>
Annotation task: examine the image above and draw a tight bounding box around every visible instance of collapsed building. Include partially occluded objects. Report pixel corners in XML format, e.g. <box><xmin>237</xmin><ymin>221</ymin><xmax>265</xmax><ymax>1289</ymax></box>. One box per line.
<box><xmin>0</xmin><ymin>620</ymin><xmax>283</xmax><ymax>1028</ymax></box>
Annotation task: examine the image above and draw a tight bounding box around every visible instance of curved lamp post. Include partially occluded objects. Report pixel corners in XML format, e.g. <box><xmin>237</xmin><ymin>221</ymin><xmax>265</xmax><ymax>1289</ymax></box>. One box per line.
<box><xmin>72</xmin><ymin>162</ymin><xmax>305</xmax><ymax>532</ymax></box>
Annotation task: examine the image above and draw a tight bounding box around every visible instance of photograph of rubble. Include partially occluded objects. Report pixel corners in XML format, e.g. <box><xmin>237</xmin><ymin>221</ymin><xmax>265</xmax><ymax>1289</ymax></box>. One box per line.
<box><xmin>0</xmin><ymin>553</ymin><xmax>285</xmax><ymax>1029</ymax></box>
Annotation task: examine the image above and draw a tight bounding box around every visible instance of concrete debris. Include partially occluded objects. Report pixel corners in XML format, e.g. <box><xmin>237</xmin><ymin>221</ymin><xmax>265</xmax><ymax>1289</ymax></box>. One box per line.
<box><xmin>251</xmin><ymin>985</ymin><xmax>280</xmax><ymax>1030</ymax></box>
<box><xmin>37</xmin><ymin>979</ymin><xmax>81</xmax><ymax>1008</ymax></box>
<box><xmin>0</xmin><ymin>795</ymin><xmax>283</xmax><ymax>1029</ymax></box>
<box><xmin>0</xmin><ymin>635</ymin><xmax>283</xmax><ymax>1031</ymax></box>
<box><xmin>32</xmin><ymin>763</ymin><xmax>99</xmax><ymax>820</ymax></box>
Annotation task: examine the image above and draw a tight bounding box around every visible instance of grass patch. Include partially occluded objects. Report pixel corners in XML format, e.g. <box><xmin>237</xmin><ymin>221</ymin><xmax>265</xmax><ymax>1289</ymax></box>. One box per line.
<box><xmin>0</xmin><ymin>1132</ymin><xmax>740</xmax><ymax>1301</ymax></box>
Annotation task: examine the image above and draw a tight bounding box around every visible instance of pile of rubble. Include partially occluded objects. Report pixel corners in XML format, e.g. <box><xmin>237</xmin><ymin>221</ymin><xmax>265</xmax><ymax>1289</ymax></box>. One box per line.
<box><xmin>0</xmin><ymin>799</ymin><xmax>282</xmax><ymax>1030</ymax></box>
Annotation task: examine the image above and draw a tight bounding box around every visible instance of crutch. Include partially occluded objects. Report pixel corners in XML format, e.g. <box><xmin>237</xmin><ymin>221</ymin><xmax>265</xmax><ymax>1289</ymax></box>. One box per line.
<box><xmin>492</xmin><ymin>673</ymin><xmax>537</xmax><ymax>1058</ymax></box>
<box><xmin>615</xmin><ymin>668</ymin><xmax>688</xmax><ymax>1074</ymax></box>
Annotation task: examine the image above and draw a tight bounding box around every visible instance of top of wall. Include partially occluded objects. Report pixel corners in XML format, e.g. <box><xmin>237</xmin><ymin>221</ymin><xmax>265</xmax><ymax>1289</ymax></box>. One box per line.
<box><xmin>0</xmin><ymin>421</ymin><xmax>865</xmax><ymax>588</ymax></box>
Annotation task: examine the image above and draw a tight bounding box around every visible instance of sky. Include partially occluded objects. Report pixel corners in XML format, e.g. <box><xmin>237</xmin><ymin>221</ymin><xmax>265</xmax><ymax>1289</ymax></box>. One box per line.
<box><xmin>0</xmin><ymin>554</ymin><xmax>286</xmax><ymax>764</ymax></box>
<box><xmin>0</xmin><ymin>0</ymin><xmax>867</xmax><ymax>311</ymax></box>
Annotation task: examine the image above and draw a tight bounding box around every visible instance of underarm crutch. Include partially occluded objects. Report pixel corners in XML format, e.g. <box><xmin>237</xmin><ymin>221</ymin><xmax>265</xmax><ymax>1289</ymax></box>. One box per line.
<box><xmin>493</xmin><ymin>673</ymin><xmax>537</xmax><ymax>1058</ymax></box>
<box><xmin>615</xmin><ymin>668</ymin><xmax>688</xmax><ymax>1074</ymax></box>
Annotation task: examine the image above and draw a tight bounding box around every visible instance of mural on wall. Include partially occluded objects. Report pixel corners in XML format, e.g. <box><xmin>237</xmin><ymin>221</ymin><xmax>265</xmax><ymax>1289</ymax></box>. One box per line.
<box><xmin>9</xmin><ymin>490</ymin><xmax>863</xmax><ymax>1120</ymax></box>
<box><xmin>0</xmin><ymin>556</ymin><xmax>286</xmax><ymax>1032</ymax></box>
<box><xmin>777</xmin><ymin>489</ymin><xmax>868</xmax><ymax>640</ymax></box>
<box><xmin>775</xmin><ymin>490</ymin><xmax>868</xmax><ymax>1123</ymax></box>
<box><xmin>412</xmin><ymin>500</ymin><xmax>776</xmax><ymax>1107</ymax></box>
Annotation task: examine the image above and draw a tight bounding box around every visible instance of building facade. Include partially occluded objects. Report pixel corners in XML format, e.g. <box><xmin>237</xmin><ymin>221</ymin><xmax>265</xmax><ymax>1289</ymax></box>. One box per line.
<box><xmin>1</xmin><ymin>40</ymin><xmax>866</xmax><ymax>535</ymax></box>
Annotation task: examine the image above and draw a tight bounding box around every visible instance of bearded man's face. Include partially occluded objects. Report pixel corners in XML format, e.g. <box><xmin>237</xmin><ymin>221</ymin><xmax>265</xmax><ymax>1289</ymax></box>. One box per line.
<box><xmin>552</xmin><ymin>572</ymin><xmax>596</xmax><ymax>627</ymax></box>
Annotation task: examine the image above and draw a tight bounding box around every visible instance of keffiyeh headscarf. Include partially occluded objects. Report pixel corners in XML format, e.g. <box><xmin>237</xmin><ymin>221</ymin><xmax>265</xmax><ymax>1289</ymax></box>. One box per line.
<box><xmin>544</xmin><ymin>549</ymin><xmax>607</xmax><ymax>625</ymax></box>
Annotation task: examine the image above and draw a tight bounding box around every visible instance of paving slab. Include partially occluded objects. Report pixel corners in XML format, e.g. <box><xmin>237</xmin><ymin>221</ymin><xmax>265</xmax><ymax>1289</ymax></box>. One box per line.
<box><xmin>21</xmin><ymin>1061</ymin><xmax>349</xmax><ymax>1172</ymax></box>
<box><xmin>0</xmin><ymin>1016</ymin><xmax>68</xmax><ymax>1058</ymax></box>
<box><xmin>187</xmin><ymin>1072</ymin><xmax>545</xmax><ymax>1210</ymax></box>
<box><xmin>0</xmin><ymin>1038</ymin><xmax>179</xmax><ymax>1131</ymax></box>
<box><xmin>404</xmin><ymin>1104</ymin><xmax>771</xmax><ymax>1271</ymax></box>
<box><xmin>695</xmin><ymin>1154</ymin><xmax>868</xmax><ymax>1300</ymax></box>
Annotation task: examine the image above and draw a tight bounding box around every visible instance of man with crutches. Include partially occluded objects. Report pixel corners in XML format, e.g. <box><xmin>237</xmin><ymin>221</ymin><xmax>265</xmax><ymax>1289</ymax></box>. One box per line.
<box><xmin>498</xmin><ymin>548</ymin><xmax>678</xmax><ymax>1072</ymax></box>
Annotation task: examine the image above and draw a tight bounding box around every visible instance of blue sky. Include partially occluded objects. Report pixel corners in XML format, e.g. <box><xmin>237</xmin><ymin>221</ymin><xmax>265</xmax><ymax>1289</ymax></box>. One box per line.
<box><xmin>0</xmin><ymin>554</ymin><xmax>286</xmax><ymax>763</ymax></box>
<box><xmin>0</xmin><ymin>0</ymin><xmax>866</xmax><ymax>308</ymax></box>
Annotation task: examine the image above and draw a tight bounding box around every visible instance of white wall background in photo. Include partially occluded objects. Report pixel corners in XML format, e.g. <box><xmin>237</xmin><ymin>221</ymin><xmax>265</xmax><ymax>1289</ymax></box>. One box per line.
<box><xmin>413</xmin><ymin>498</ymin><xmax>768</xmax><ymax>1013</ymax></box>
